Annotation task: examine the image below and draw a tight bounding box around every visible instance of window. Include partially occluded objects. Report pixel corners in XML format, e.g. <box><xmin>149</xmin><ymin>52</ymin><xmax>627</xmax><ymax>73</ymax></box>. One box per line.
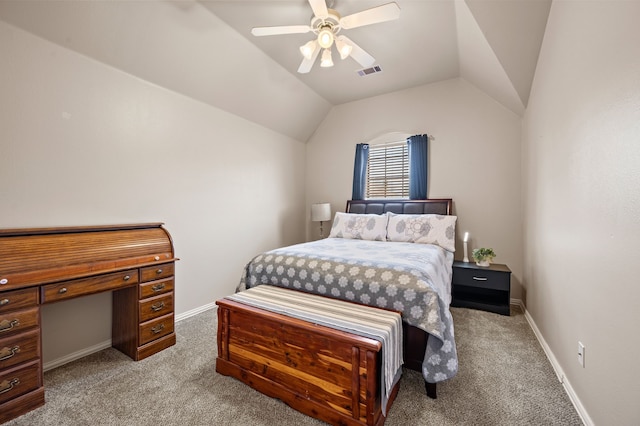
<box><xmin>365</xmin><ymin>142</ymin><xmax>409</xmax><ymax>199</ymax></box>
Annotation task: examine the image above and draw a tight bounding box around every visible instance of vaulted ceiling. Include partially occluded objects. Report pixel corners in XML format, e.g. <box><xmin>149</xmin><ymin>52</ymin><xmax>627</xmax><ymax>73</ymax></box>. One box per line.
<box><xmin>0</xmin><ymin>0</ymin><xmax>551</xmax><ymax>141</ymax></box>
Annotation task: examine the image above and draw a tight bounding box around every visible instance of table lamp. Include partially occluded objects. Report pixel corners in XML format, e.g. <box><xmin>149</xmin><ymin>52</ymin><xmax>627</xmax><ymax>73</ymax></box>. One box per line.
<box><xmin>311</xmin><ymin>203</ymin><xmax>332</xmax><ymax>237</ymax></box>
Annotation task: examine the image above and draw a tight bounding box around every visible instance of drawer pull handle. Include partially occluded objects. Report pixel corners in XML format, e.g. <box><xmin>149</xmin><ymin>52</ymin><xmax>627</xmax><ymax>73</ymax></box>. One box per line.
<box><xmin>0</xmin><ymin>346</ymin><xmax>20</xmax><ymax>361</ymax></box>
<box><xmin>0</xmin><ymin>298</ymin><xmax>9</xmax><ymax>306</ymax></box>
<box><xmin>151</xmin><ymin>324</ymin><xmax>165</xmax><ymax>334</ymax></box>
<box><xmin>123</xmin><ymin>275</ymin><xmax>131</xmax><ymax>281</ymax></box>
<box><xmin>472</xmin><ymin>277</ymin><xmax>488</xmax><ymax>281</ymax></box>
<box><xmin>58</xmin><ymin>287</ymin><xmax>68</xmax><ymax>294</ymax></box>
<box><xmin>156</xmin><ymin>269</ymin><xmax>163</xmax><ymax>275</ymax></box>
<box><xmin>151</xmin><ymin>283</ymin><xmax>165</xmax><ymax>292</ymax></box>
<box><xmin>0</xmin><ymin>319</ymin><xmax>19</xmax><ymax>333</ymax></box>
<box><xmin>0</xmin><ymin>278</ymin><xmax>7</xmax><ymax>285</ymax></box>
<box><xmin>0</xmin><ymin>378</ymin><xmax>20</xmax><ymax>395</ymax></box>
<box><xmin>151</xmin><ymin>302</ymin><xmax>165</xmax><ymax>312</ymax></box>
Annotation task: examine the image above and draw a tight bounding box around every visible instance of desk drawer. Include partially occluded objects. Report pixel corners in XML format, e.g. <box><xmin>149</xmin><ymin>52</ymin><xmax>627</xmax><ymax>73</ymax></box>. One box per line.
<box><xmin>0</xmin><ymin>307</ymin><xmax>39</xmax><ymax>337</ymax></box>
<box><xmin>453</xmin><ymin>268</ymin><xmax>510</xmax><ymax>291</ymax></box>
<box><xmin>0</xmin><ymin>288</ymin><xmax>39</xmax><ymax>315</ymax></box>
<box><xmin>0</xmin><ymin>329</ymin><xmax>40</xmax><ymax>370</ymax></box>
<box><xmin>0</xmin><ymin>360</ymin><xmax>41</xmax><ymax>405</ymax></box>
<box><xmin>140</xmin><ymin>263</ymin><xmax>174</xmax><ymax>283</ymax></box>
<box><xmin>139</xmin><ymin>313</ymin><xmax>174</xmax><ymax>346</ymax></box>
<box><xmin>41</xmin><ymin>270</ymin><xmax>139</xmax><ymax>303</ymax></box>
<box><xmin>139</xmin><ymin>278</ymin><xmax>174</xmax><ymax>299</ymax></box>
<box><xmin>138</xmin><ymin>292</ymin><xmax>174</xmax><ymax>323</ymax></box>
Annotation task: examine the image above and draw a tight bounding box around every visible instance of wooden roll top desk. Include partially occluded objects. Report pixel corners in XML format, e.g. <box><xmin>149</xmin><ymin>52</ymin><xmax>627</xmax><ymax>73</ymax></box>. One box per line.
<box><xmin>0</xmin><ymin>223</ymin><xmax>178</xmax><ymax>423</ymax></box>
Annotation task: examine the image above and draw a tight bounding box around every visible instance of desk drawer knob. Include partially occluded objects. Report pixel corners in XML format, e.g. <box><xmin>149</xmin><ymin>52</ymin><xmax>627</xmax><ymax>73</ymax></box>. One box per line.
<box><xmin>151</xmin><ymin>283</ymin><xmax>165</xmax><ymax>292</ymax></box>
<box><xmin>0</xmin><ymin>346</ymin><xmax>20</xmax><ymax>362</ymax></box>
<box><xmin>151</xmin><ymin>302</ymin><xmax>165</xmax><ymax>312</ymax></box>
<box><xmin>123</xmin><ymin>275</ymin><xmax>131</xmax><ymax>281</ymax></box>
<box><xmin>0</xmin><ymin>299</ymin><xmax>9</xmax><ymax>306</ymax></box>
<box><xmin>0</xmin><ymin>378</ymin><xmax>20</xmax><ymax>395</ymax></box>
<box><xmin>156</xmin><ymin>269</ymin><xmax>163</xmax><ymax>275</ymax></box>
<box><xmin>151</xmin><ymin>323</ymin><xmax>165</xmax><ymax>334</ymax></box>
<box><xmin>58</xmin><ymin>287</ymin><xmax>68</xmax><ymax>294</ymax></box>
<box><xmin>0</xmin><ymin>319</ymin><xmax>19</xmax><ymax>334</ymax></box>
<box><xmin>472</xmin><ymin>277</ymin><xmax>488</xmax><ymax>281</ymax></box>
<box><xmin>0</xmin><ymin>278</ymin><xmax>7</xmax><ymax>285</ymax></box>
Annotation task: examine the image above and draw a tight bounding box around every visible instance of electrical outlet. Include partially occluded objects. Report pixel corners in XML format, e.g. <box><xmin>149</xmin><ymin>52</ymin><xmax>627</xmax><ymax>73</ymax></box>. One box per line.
<box><xmin>578</xmin><ymin>341</ymin><xmax>585</xmax><ymax>367</ymax></box>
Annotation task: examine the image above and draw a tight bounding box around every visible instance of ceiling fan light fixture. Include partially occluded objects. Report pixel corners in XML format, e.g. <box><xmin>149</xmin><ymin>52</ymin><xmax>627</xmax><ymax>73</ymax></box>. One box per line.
<box><xmin>252</xmin><ymin>1</ymin><xmax>400</xmax><ymax>74</ymax></box>
<box><xmin>317</xmin><ymin>27</ymin><xmax>334</xmax><ymax>49</ymax></box>
<box><xmin>299</xmin><ymin>40</ymin><xmax>316</xmax><ymax>60</ymax></box>
<box><xmin>335</xmin><ymin>37</ymin><xmax>353</xmax><ymax>60</ymax></box>
<box><xmin>320</xmin><ymin>48</ymin><xmax>334</xmax><ymax>67</ymax></box>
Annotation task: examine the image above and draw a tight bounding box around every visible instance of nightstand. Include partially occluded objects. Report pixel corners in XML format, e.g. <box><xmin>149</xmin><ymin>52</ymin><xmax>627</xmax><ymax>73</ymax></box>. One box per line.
<box><xmin>451</xmin><ymin>261</ymin><xmax>511</xmax><ymax>315</ymax></box>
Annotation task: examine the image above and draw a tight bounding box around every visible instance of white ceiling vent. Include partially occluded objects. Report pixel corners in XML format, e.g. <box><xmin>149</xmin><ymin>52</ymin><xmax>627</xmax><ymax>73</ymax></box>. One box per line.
<box><xmin>356</xmin><ymin>65</ymin><xmax>382</xmax><ymax>77</ymax></box>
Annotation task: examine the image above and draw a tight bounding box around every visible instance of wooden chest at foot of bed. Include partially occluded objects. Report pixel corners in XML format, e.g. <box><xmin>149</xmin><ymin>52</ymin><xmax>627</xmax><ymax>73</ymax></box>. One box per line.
<box><xmin>215</xmin><ymin>298</ymin><xmax>400</xmax><ymax>426</ymax></box>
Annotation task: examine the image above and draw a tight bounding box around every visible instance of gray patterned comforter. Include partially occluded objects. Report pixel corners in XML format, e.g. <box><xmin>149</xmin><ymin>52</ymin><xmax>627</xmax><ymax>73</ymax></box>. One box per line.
<box><xmin>237</xmin><ymin>237</ymin><xmax>458</xmax><ymax>384</ymax></box>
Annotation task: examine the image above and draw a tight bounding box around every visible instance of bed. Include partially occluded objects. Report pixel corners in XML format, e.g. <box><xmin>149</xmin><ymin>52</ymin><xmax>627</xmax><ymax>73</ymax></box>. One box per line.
<box><xmin>236</xmin><ymin>199</ymin><xmax>457</xmax><ymax>398</ymax></box>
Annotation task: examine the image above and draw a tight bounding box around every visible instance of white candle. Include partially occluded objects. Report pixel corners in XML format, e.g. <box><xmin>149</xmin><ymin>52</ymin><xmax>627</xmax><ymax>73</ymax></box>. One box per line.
<box><xmin>463</xmin><ymin>232</ymin><xmax>469</xmax><ymax>262</ymax></box>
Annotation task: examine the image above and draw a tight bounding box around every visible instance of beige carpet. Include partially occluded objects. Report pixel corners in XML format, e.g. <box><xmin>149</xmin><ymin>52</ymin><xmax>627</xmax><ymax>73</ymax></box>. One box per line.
<box><xmin>5</xmin><ymin>305</ymin><xmax>583</xmax><ymax>425</ymax></box>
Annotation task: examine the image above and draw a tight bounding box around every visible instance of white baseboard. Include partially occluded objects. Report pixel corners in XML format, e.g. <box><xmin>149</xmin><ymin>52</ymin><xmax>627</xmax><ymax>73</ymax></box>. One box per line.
<box><xmin>517</xmin><ymin>299</ymin><xmax>593</xmax><ymax>426</ymax></box>
<box><xmin>43</xmin><ymin>302</ymin><xmax>218</xmax><ymax>372</ymax></box>
<box><xmin>43</xmin><ymin>339</ymin><xmax>112</xmax><ymax>372</ymax></box>
<box><xmin>175</xmin><ymin>301</ymin><xmax>217</xmax><ymax>322</ymax></box>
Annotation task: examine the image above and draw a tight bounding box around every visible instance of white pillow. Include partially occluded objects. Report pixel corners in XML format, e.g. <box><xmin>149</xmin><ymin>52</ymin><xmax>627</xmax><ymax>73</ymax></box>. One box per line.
<box><xmin>386</xmin><ymin>213</ymin><xmax>457</xmax><ymax>252</ymax></box>
<box><xmin>328</xmin><ymin>212</ymin><xmax>388</xmax><ymax>241</ymax></box>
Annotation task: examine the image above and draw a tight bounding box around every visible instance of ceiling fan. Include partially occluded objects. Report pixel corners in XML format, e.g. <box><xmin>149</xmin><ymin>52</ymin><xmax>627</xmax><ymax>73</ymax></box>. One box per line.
<box><xmin>251</xmin><ymin>0</ymin><xmax>400</xmax><ymax>73</ymax></box>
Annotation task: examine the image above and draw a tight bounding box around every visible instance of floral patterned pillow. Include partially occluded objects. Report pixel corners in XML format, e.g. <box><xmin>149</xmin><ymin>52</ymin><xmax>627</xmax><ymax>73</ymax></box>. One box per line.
<box><xmin>386</xmin><ymin>213</ymin><xmax>457</xmax><ymax>252</ymax></box>
<box><xmin>328</xmin><ymin>212</ymin><xmax>388</xmax><ymax>241</ymax></box>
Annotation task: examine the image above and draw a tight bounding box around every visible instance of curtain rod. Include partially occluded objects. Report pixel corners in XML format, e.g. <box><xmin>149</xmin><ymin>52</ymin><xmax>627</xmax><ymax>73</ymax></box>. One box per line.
<box><xmin>368</xmin><ymin>134</ymin><xmax>432</xmax><ymax>147</ymax></box>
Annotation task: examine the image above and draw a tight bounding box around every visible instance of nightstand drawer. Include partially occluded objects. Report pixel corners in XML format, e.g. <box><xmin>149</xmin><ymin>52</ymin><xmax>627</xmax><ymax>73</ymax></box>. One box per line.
<box><xmin>451</xmin><ymin>261</ymin><xmax>511</xmax><ymax>316</ymax></box>
<box><xmin>453</xmin><ymin>268</ymin><xmax>509</xmax><ymax>291</ymax></box>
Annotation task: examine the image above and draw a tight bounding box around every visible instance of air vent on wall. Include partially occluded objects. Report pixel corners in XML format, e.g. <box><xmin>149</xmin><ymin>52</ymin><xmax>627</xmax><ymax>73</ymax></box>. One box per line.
<box><xmin>356</xmin><ymin>65</ymin><xmax>382</xmax><ymax>77</ymax></box>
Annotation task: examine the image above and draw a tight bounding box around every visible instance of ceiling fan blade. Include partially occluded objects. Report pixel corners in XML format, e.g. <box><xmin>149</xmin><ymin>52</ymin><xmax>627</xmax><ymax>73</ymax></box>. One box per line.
<box><xmin>340</xmin><ymin>2</ymin><xmax>400</xmax><ymax>30</ymax></box>
<box><xmin>308</xmin><ymin>0</ymin><xmax>329</xmax><ymax>19</ymax></box>
<box><xmin>251</xmin><ymin>25</ymin><xmax>311</xmax><ymax>37</ymax></box>
<box><xmin>338</xmin><ymin>35</ymin><xmax>376</xmax><ymax>68</ymax></box>
<box><xmin>298</xmin><ymin>41</ymin><xmax>321</xmax><ymax>74</ymax></box>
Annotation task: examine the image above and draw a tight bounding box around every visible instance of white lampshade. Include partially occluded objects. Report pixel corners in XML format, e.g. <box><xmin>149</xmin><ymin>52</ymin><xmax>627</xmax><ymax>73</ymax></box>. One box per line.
<box><xmin>317</xmin><ymin>28</ymin><xmax>334</xmax><ymax>49</ymax></box>
<box><xmin>335</xmin><ymin>37</ymin><xmax>352</xmax><ymax>60</ymax></box>
<box><xmin>311</xmin><ymin>203</ymin><xmax>332</xmax><ymax>222</ymax></box>
<box><xmin>299</xmin><ymin>40</ymin><xmax>316</xmax><ymax>60</ymax></box>
<box><xmin>320</xmin><ymin>48</ymin><xmax>333</xmax><ymax>68</ymax></box>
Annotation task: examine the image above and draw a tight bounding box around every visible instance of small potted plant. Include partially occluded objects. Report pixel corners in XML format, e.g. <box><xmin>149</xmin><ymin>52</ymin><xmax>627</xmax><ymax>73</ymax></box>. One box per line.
<box><xmin>472</xmin><ymin>248</ymin><xmax>496</xmax><ymax>267</ymax></box>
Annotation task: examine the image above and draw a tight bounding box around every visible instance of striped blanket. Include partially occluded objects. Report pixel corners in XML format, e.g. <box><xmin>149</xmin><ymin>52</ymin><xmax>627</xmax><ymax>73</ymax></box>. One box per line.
<box><xmin>226</xmin><ymin>285</ymin><xmax>403</xmax><ymax>415</ymax></box>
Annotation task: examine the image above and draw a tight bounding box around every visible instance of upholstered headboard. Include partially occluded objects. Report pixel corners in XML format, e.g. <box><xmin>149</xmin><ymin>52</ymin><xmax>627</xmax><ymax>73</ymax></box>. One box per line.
<box><xmin>345</xmin><ymin>199</ymin><xmax>453</xmax><ymax>215</ymax></box>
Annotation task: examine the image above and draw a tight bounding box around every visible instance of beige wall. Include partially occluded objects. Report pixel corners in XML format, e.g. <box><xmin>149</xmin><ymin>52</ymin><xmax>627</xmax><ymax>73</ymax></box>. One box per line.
<box><xmin>0</xmin><ymin>21</ymin><xmax>307</xmax><ymax>364</ymax></box>
<box><xmin>305</xmin><ymin>78</ymin><xmax>524</xmax><ymax>299</ymax></box>
<box><xmin>5</xmin><ymin>2</ymin><xmax>639</xmax><ymax>423</ymax></box>
<box><xmin>522</xmin><ymin>2</ymin><xmax>640</xmax><ymax>425</ymax></box>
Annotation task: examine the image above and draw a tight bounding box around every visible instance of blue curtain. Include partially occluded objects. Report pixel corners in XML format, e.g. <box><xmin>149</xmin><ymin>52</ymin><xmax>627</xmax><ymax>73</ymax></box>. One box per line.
<box><xmin>408</xmin><ymin>134</ymin><xmax>428</xmax><ymax>200</ymax></box>
<box><xmin>351</xmin><ymin>143</ymin><xmax>369</xmax><ymax>200</ymax></box>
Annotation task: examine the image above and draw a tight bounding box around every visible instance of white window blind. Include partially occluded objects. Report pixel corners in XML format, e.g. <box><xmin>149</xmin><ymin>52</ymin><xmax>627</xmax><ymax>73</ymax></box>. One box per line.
<box><xmin>366</xmin><ymin>141</ymin><xmax>409</xmax><ymax>199</ymax></box>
